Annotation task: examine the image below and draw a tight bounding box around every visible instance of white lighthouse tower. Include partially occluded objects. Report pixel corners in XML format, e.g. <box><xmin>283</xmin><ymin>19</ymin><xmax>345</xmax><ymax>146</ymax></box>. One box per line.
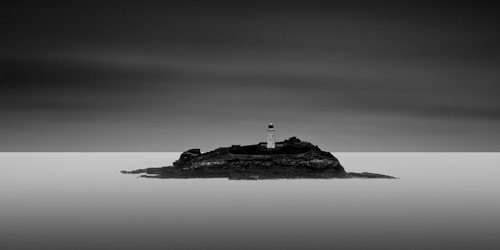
<box><xmin>267</xmin><ymin>122</ymin><xmax>275</xmax><ymax>149</ymax></box>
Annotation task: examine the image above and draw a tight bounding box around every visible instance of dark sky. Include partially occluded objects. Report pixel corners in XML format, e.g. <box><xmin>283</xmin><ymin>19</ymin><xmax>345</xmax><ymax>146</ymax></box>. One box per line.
<box><xmin>2</xmin><ymin>1</ymin><xmax>500</xmax><ymax>151</ymax></box>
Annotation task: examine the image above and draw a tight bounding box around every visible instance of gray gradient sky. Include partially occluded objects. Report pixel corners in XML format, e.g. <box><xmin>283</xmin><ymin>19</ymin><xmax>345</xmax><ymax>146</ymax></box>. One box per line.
<box><xmin>2</xmin><ymin>1</ymin><xmax>500</xmax><ymax>151</ymax></box>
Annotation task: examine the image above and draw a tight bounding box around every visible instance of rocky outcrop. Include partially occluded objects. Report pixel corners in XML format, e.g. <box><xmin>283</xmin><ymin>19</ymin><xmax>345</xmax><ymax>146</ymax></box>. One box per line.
<box><xmin>122</xmin><ymin>137</ymin><xmax>395</xmax><ymax>180</ymax></box>
<box><xmin>173</xmin><ymin>148</ymin><xmax>201</xmax><ymax>167</ymax></box>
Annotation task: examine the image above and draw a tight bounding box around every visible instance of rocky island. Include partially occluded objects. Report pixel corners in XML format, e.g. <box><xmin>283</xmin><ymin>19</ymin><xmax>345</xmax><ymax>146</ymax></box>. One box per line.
<box><xmin>122</xmin><ymin>136</ymin><xmax>395</xmax><ymax>180</ymax></box>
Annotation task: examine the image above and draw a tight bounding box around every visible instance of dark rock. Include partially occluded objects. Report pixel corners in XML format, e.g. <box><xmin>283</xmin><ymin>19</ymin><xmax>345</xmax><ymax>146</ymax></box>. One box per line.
<box><xmin>123</xmin><ymin>137</ymin><xmax>395</xmax><ymax>180</ymax></box>
<box><xmin>121</xmin><ymin>169</ymin><xmax>147</xmax><ymax>174</ymax></box>
<box><xmin>173</xmin><ymin>148</ymin><xmax>201</xmax><ymax>167</ymax></box>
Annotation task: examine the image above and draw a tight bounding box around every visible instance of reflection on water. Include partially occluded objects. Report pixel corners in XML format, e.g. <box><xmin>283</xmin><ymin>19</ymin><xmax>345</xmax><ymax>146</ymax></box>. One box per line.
<box><xmin>1</xmin><ymin>153</ymin><xmax>500</xmax><ymax>250</ymax></box>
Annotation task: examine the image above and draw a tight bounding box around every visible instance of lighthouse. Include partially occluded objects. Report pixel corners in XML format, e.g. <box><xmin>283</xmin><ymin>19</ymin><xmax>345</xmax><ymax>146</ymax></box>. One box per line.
<box><xmin>267</xmin><ymin>122</ymin><xmax>275</xmax><ymax>149</ymax></box>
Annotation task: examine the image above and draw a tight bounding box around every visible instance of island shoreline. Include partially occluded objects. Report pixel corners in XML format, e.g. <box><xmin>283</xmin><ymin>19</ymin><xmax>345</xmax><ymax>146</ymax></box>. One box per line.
<box><xmin>122</xmin><ymin>137</ymin><xmax>396</xmax><ymax>180</ymax></box>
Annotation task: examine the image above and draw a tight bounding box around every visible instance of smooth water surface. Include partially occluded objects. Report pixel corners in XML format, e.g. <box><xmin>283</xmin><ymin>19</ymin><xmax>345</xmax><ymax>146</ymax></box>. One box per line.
<box><xmin>1</xmin><ymin>153</ymin><xmax>500</xmax><ymax>250</ymax></box>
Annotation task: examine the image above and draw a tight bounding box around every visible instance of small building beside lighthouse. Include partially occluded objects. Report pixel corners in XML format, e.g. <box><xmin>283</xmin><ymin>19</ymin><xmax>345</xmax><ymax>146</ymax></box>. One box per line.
<box><xmin>267</xmin><ymin>122</ymin><xmax>275</xmax><ymax>149</ymax></box>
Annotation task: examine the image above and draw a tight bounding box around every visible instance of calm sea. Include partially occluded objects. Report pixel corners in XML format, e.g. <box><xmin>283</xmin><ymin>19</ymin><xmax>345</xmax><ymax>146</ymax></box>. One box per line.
<box><xmin>1</xmin><ymin>153</ymin><xmax>499</xmax><ymax>250</ymax></box>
